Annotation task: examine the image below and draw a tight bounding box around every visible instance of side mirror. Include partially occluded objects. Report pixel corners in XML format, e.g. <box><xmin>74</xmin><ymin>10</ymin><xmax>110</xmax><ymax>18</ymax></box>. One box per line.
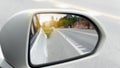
<box><xmin>0</xmin><ymin>9</ymin><xmax>101</xmax><ymax>68</ymax></box>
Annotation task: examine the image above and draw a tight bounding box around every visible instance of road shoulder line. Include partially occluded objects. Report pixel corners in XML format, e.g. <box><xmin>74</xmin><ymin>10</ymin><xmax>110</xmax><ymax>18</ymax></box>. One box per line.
<box><xmin>57</xmin><ymin>31</ymin><xmax>86</xmax><ymax>55</ymax></box>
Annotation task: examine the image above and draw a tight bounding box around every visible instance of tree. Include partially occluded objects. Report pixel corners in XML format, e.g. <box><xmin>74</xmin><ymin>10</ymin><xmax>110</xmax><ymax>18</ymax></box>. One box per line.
<box><xmin>56</xmin><ymin>14</ymin><xmax>80</xmax><ymax>28</ymax></box>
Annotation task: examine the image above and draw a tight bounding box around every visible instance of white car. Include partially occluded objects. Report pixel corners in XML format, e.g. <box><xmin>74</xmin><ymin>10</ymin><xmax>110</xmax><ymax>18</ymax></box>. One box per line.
<box><xmin>0</xmin><ymin>1</ymin><xmax>120</xmax><ymax>68</ymax></box>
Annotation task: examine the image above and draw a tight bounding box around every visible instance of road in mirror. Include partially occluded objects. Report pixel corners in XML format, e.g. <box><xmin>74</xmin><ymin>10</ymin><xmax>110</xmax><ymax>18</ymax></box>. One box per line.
<box><xmin>29</xmin><ymin>13</ymin><xmax>99</xmax><ymax>66</ymax></box>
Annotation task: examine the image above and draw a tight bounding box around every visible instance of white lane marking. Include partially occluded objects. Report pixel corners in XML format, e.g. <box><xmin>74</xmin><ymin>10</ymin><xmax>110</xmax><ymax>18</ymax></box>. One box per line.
<box><xmin>34</xmin><ymin>0</ymin><xmax>47</xmax><ymax>1</ymax></box>
<box><xmin>49</xmin><ymin>0</ymin><xmax>120</xmax><ymax>19</ymax></box>
<box><xmin>57</xmin><ymin>31</ymin><xmax>87</xmax><ymax>55</ymax></box>
<box><xmin>55</xmin><ymin>4</ymin><xmax>71</xmax><ymax>8</ymax></box>
<box><xmin>86</xmin><ymin>10</ymin><xmax>101</xmax><ymax>16</ymax></box>
<box><xmin>69</xmin><ymin>39</ymin><xmax>83</xmax><ymax>47</ymax></box>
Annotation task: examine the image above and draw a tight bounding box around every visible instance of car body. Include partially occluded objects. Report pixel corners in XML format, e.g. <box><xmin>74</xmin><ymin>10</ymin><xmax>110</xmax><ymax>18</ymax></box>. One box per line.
<box><xmin>0</xmin><ymin>0</ymin><xmax>120</xmax><ymax>68</ymax></box>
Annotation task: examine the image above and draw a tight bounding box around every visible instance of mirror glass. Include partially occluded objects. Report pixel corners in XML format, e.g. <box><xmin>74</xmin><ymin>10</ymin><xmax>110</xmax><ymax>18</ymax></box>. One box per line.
<box><xmin>29</xmin><ymin>13</ymin><xmax>99</xmax><ymax>66</ymax></box>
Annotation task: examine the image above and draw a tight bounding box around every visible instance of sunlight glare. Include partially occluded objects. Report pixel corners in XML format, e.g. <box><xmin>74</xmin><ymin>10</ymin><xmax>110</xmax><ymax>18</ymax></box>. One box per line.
<box><xmin>37</xmin><ymin>14</ymin><xmax>66</xmax><ymax>25</ymax></box>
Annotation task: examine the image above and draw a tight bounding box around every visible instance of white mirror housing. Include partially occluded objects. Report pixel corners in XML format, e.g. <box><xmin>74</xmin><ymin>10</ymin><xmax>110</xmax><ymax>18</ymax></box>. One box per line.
<box><xmin>0</xmin><ymin>9</ymin><xmax>103</xmax><ymax>68</ymax></box>
<box><xmin>0</xmin><ymin>11</ymin><xmax>33</xmax><ymax>68</ymax></box>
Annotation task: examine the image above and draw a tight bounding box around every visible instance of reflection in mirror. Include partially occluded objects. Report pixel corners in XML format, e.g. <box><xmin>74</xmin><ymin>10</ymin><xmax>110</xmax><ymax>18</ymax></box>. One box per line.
<box><xmin>29</xmin><ymin>13</ymin><xmax>99</xmax><ymax>66</ymax></box>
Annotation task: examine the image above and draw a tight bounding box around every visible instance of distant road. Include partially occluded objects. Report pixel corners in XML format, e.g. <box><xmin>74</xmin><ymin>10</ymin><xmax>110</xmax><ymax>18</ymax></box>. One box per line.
<box><xmin>57</xmin><ymin>28</ymin><xmax>98</xmax><ymax>52</ymax></box>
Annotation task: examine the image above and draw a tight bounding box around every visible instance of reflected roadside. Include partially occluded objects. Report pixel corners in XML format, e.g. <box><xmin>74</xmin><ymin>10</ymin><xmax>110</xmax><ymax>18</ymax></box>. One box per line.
<box><xmin>30</xmin><ymin>13</ymin><xmax>99</xmax><ymax>65</ymax></box>
<box><xmin>37</xmin><ymin>14</ymin><xmax>94</xmax><ymax>38</ymax></box>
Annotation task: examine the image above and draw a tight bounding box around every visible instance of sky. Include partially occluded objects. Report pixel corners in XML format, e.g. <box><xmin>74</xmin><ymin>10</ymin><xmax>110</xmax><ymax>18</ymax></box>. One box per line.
<box><xmin>37</xmin><ymin>14</ymin><xmax>66</xmax><ymax>25</ymax></box>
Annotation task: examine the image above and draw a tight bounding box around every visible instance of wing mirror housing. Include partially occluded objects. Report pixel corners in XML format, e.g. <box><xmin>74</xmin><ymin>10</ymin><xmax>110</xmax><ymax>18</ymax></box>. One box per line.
<box><xmin>0</xmin><ymin>9</ymin><xmax>103</xmax><ymax>68</ymax></box>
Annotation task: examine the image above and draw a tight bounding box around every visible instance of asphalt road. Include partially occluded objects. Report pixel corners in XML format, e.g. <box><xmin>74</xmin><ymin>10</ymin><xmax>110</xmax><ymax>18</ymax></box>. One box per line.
<box><xmin>52</xmin><ymin>0</ymin><xmax>120</xmax><ymax>16</ymax></box>
<box><xmin>47</xmin><ymin>28</ymin><xmax>98</xmax><ymax>62</ymax></box>
<box><xmin>0</xmin><ymin>0</ymin><xmax>119</xmax><ymax>29</ymax></box>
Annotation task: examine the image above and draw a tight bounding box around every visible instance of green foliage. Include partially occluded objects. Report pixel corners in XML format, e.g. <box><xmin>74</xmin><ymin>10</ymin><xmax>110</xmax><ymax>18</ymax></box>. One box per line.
<box><xmin>42</xmin><ymin>27</ymin><xmax>53</xmax><ymax>38</ymax></box>
<box><xmin>56</xmin><ymin>15</ymin><xmax>79</xmax><ymax>28</ymax></box>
